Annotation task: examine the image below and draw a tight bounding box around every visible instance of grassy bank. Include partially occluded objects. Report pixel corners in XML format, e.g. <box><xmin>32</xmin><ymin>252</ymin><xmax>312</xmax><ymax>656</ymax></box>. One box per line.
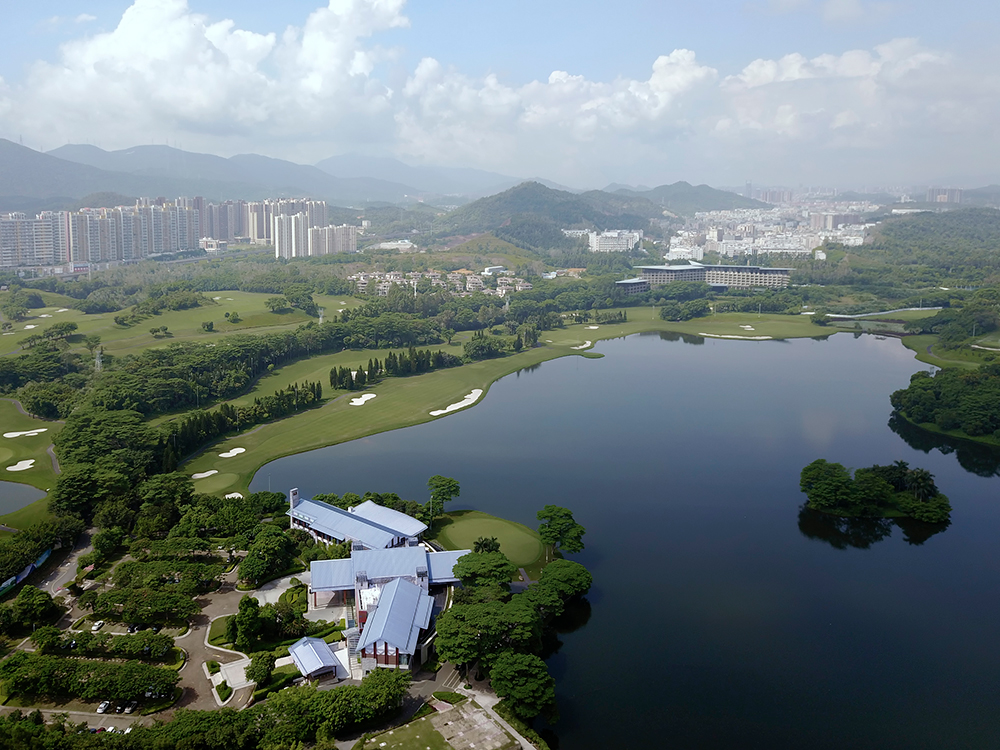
<box><xmin>181</xmin><ymin>309</ymin><xmax>830</xmax><ymax>495</ymax></box>
<box><xmin>0</xmin><ymin>398</ymin><xmax>62</xmax><ymax>492</ymax></box>
<box><xmin>431</xmin><ymin>510</ymin><xmax>545</xmax><ymax>575</ymax></box>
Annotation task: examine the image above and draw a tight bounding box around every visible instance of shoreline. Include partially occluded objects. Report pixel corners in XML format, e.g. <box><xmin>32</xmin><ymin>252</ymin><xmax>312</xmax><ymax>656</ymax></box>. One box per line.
<box><xmin>3</xmin><ymin>311</ymin><xmax>841</xmax><ymax>522</ymax></box>
<box><xmin>182</xmin><ymin>313</ymin><xmax>840</xmax><ymax>497</ymax></box>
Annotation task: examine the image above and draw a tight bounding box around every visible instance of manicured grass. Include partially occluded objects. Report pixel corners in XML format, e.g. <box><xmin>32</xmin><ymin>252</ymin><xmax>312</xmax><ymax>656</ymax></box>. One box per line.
<box><xmin>251</xmin><ymin>663</ymin><xmax>299</xmax><ymax>701</ymax></box>
<box><xmin>208</xmin><ymin>617</ymin><xmax>232</xmax><ymax>647</ymax></box>
<box><xmin>0</xmin><ymin>290</ymin><xmax>365</xmax><ymax>358</ymax></box>
<box><xmin>0</xmin><ymin>399</ymin><xmax>62</xmax><ymax>493</ymax></box>
<box><xmin>432</xmin><ymin>510</ymin><xmax>544</xmax><ymax>569</ymax></box>
<box><xmin>900</xmin><ymin>334</ymin><xmax>984</xmax><ymax>369</ymax></box>
<box><xmin>181</xmin><ymin>309</ymin><xmax>831</xmax><ymax>495</ymax></box>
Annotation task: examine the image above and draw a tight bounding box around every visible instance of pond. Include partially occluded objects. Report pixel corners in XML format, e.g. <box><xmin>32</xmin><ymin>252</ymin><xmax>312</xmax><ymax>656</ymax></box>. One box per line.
<box><xmin>251</xmin><ymin>332</ymin><xmax>1000</xmax><ymax>750</ymax></box>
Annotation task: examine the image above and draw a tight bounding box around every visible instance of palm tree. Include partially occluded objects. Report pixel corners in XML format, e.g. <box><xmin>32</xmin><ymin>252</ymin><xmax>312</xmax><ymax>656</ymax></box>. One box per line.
<box><xmin>473</xmin><ymin>536</ymin><xmax>501</xmax><ymax>554</ymax></box>
<box><xmin>905</xmin><ymin>468</ymin><xmax>938</xmax><ymax>502</ymax></box>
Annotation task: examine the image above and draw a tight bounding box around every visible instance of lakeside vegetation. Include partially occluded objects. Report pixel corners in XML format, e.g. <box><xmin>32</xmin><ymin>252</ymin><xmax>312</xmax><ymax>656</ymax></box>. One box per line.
<box><xmin>800</xmin><ymin>459</ymin><xmax>951</xmax><ymax>524</ymax></box>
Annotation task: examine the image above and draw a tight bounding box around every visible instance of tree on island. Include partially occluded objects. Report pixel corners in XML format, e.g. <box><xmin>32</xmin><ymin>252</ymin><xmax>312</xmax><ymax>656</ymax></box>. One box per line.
<box><xmin>800</xmin><ymin>459</ymin><xmax>951</xmax><ymax>524</ymax></box>
<box><xmin>536</xmin><ymin>505</ymin><xmax>586</xmax><ymax>554</ymax></box>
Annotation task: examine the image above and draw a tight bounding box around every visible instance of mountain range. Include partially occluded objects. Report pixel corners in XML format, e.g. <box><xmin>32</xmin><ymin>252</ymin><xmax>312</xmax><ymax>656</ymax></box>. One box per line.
<box><xmin>0</xmin><ymin>139</ymin><xmax>773</xmax><ymax>222</ymax></box>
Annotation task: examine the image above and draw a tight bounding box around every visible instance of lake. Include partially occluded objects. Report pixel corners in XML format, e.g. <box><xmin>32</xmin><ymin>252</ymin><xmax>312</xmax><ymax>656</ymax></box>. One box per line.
<box><xmin>251</xmin><ymin>332</ymin><xmax>1000</xmax><ymax>750</ymax></box>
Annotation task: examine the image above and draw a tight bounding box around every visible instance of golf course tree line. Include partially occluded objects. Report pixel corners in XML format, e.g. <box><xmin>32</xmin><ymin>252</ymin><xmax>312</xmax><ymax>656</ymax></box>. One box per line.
<box><xmin>435</xmin><ymin>504</ymin><xmax>590</xmax><ymax>731</ymax></box>
<box><xmin>800</xmin><ymin>459</ymin><xmax>951</xmax><ymax>524</ymax></box>
<box><xmin>890</xmin><ymin>366</ymin><xmax>1000</xmax><ymax>442</ymax></box>
<box><xmin>328</xmin><ymin>346</ymin><xmax>463</xmax><ymax>391</ymax></box>
<box><xmin>0</xmin><ymin>668</ymin><xmax>411</xmax><ymax>749</ymax></box>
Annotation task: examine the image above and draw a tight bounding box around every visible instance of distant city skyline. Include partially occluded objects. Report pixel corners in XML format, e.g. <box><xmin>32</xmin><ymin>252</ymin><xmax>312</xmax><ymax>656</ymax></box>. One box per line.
<box><xmin>0</xmin><ymin>0</ymin><xmax>997</xmax><ymax>189</ymax></box>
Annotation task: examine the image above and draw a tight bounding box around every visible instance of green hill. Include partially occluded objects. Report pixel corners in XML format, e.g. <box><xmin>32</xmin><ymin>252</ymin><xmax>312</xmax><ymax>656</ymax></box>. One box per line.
<box><xmin>614</xmin><ymin>181</ymin><xmax>768</xmax><ymax>214</ymax></box>
<box><xmin>433</xmin><ymin>181</ymin><xmax>660</xmax><ymax>250</ymax></box>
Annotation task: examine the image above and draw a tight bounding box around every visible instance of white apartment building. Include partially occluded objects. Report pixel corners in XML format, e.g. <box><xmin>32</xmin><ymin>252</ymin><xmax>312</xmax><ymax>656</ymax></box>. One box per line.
<box><xmin>273</xmin><ymin>213</ymin><xmax>310</xmax><ymax>259</ymax></box>
<box><xmin>588</xmin><ymin>230</ymin><xmax>643</xmax><ymax>253</ymax></box>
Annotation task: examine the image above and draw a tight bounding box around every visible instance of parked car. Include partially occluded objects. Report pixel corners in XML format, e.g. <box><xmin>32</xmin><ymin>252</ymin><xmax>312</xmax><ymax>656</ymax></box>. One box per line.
<box><xmin>127</xmin><ymin>624</ymin><xmax>139</xmax><ymax>634</ymax></box>
<box><xmin>96</xmin><ymin>701</ymin><xmax>110</xmax><ymax>714</ymax></box>
<box><xmin>68</xmin><ymin>640</ymin><xmax>77</xmax><ymax>649</ymax></box>
<box><xmin>124</xmin><ymin>727</ymin><xmax>132</xmax><ymax>734</ymax></box>
<box><xmin>106</xmin><ymin>727</ymin><xmax>119</xmax><ymax>734</ymax></box>
<box><xmin>151</xmin><ymin>625</ymin><xmax>161</xmax><ymax>634</ymax></box>
<box><xmin>115</xmin><ymin>703</ymin><xmax>126</xmax><ymax>714</ymax></box>
<box><xmin>124</xmin><ymin>701</ymin><xmax>138</xmax><ymax>714</ymax></box>
<box><xmin>91</xmin><ymin>620</ymin><xmax>105</xmax><ymax>632</ymax></box>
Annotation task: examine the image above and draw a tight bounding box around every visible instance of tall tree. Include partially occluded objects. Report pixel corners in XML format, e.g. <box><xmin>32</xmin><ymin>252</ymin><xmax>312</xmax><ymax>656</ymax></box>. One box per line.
<box><xmin>536</xmin><ymin>505</ymin><xmax>586</xmax><ymax>554</ymax></box>
<box><xmin>489</xmin><ymin>652</ymin><xmax>557</xmax><ymax>721</ymax></box>
<box><xmin>426</xmin><ymin>475</ymin><xmax>460</xmax><ymax>526</ymax></box>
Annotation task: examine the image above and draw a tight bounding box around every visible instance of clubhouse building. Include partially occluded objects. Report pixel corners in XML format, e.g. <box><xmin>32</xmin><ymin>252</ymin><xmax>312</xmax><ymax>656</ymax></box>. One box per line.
<box><xmin>307</xmin><ymin>545</ymin><xmax>469</xmax><ymax>674</ymax></box>
<box><xmin>630</xmin><ymin>262</ymin><xmax>792</xmax><ymax>290</ymax></box>
<box><xmin>287</xmin><ymin>488</ymin><xmax>427</xmax><ymax>549</ymax></box>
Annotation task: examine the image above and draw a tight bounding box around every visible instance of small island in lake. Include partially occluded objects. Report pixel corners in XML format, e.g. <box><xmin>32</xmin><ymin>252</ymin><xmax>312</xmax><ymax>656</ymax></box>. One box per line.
<box><xmin>800</xmin><ymin>459</ymin><xmax>951</xmax><ymax>524</ymax></box>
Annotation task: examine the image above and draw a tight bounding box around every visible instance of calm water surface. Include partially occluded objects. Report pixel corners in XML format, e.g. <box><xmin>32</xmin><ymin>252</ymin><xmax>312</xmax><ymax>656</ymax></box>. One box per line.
<box><xmin>251</xmin><ymin>332</ymin><xmax>1000</xmax><ymax>750</ymax></box>
<box><xmin>0</xmin><ymin>481</ymin><xmax>44</xmax><ymax>514</ymax></box>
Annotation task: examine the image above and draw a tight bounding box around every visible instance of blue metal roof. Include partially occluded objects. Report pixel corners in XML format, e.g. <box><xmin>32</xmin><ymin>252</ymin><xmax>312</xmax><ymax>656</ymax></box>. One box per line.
<box><xmin>310</xmin><ymin>558</ymin><xmax>354</xmax><ymax>591</ymax></box>
<box><xmin>426</xmin><ymin>550</ymin><xmax>467</xmax><ymax>584</ymax></box>
<box><xmin>357</xmin><ymin>578</ymin><xmax>434</xmax><ymax>655</ymax></box>
<box><xmin>310</xmin><ymin>547</ymin><xmax>470</xmax><ymax>591</ymax></box>
<box><xmin>288</xmin><ymin>636</ymin><xmax>339</xmax><ymax>677</ymax></box>
<box><xmin>350</xmin><ymin>500</ymin><xmax>427</xmax><ymax>538</ymax></box>
<box><xmin>288</xmin><ymin>499</ymin><xmax>397</xmax><ymax>549</ymax></box>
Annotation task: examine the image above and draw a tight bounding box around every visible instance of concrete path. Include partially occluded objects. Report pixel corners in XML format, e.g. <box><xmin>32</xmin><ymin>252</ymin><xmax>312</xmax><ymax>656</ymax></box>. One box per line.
<box><xmin>252</xmin><ymin>571</ymin><xmax>310</xmax><ymax>605</ymax></box>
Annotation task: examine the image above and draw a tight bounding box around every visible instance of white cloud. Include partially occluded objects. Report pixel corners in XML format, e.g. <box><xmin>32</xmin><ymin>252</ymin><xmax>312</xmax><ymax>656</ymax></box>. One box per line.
<box><xmin>1</xmin><ymin>1</ymin><xmax>997</xmax><ymax>186</ymax></box>
<box><xmin>75</xmin><ymin>13</ymin><xmax>98</xmax><ymax>23</ymax></box>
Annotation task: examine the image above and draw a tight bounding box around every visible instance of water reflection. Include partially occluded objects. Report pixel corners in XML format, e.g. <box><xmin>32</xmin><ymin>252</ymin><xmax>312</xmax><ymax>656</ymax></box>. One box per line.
<box><xmin>888</xmin><ymin>413</ymin><xmax>1000</xmax><ymax>477</ymax></box>
<box><xmin>797</xmin><ymin>505</ymin><xmax>948</xmax><ymax>549</ymax></box>
<box><xmin>643</xmin><ymin>330</ymin><xmax>705</xmax><ymax>345</ymax></box>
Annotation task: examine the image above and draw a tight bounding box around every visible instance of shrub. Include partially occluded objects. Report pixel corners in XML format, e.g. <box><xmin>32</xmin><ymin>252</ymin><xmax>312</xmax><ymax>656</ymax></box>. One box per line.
<box><xmin>216</xmin><ymin>680</ymin><xmax>232</xmax><ymax>701</ymax></box>
<box><xmin>432</xmin><ymin>691</ymin><xmax>465</xmax><ymax>705</ymax></box>
<box><xmin>207</xmin><ymin>660</ymin><xmax>221</xmax><ymax>675</ymax></box>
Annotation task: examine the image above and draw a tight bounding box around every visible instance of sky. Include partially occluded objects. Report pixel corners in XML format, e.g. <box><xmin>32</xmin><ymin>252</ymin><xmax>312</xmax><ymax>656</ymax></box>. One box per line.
<box><xmin>0</xmin><ymin>0</ymin><xmax>997</xmax><ymax>189</ymax></box>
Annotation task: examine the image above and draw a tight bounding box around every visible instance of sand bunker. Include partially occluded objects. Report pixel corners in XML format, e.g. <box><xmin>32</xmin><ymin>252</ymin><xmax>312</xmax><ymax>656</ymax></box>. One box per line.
<box><xmin>213</xmin><ymin>296</ymin><xmax>222</xmax><ymax>300</ymax></box>
<box><xmin>698</xmin><ymin>333</ymin><xmax>773</xmax><ymax>340</ymax></box>
<box><xmin>23</xmin><ymin>325</ymin><xmax>36</xmax><ymax>330</ymax></box>
<box><xmin>224</xmin><ymin>492</ymin><xmax>244</xmax><ymax>499</ymax></box>
<box><xmin>2</xmin><ymin>333</ymin><xmax>12</xmax><ymax>336</ymax></box>
<box><xmin>585</xmin><ymin>325</ymin><xmax>599</xmax><ymax>330</ymax></box>
<box><xmin>56</xmin><ymin>308</ymin><xmax>69</xmax><ymax>313</ymax></box>
<box><xmin>219</xmin><ymin>447</ymin><xmax>246</xmax><ymax>458</ymax></box>
<box><xmin>6</xmin><ymin>460</ymin><xmax>35</xmax><ymax>472</ymax></box>
<box><xmin>430</xmin><ymin>389</ymin><xmax>483</xmax><ymax>416</ymax></box>
<box><xmin>4</xmin><ymin>429</ymin><xmax>48</xmax><ymax>438</ymax></box>
<box><xmin>39</xmin><ymin>314</ymin><xmax>52</xmax><ymax>318</ymax></box>
<box><xmin>226</xmin><ymin>298</ymin><xmax>234</xmax><ymax>300</ymax></box>
<box><xmin>350</xmin><ymin>393</ymin><xmax>377</xmax><ymax>406</ymax></box>
<box><xmin>570</xmin><ymin>341</ymin><xmax>592</xmax><ymax>350</ymax></box>
<box><xmin>192</xmin><ymin>470</ymin><xmax>219</xmax><ymax>479</ymax></box>
<box><xmin>739</xmin><ymin>325</ymin><xmax>755</xmax><ymax>331</ymax></box>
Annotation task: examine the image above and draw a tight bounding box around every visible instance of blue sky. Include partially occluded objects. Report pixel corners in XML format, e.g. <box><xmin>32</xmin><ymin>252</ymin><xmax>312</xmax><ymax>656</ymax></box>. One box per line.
<box><xmin>0</xmin><ymin>1</ymin><xmax>997</xmax><ymax>188</ymax></box>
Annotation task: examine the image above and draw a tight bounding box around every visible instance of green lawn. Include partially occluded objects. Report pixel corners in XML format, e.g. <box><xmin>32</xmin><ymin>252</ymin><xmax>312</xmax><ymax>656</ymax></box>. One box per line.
<box><xmin>433</xmin><ymin>510</ymin><xmax>544</xmax><ymax>570</ymax></box>
<box><xmin>0</xmin><ymin>398</ymin><xmax>62</xmax><ymax>492</ymax></box>
<box><xmin>0</xmin><ymin>290</ymin><xmax>366</xmax><ymax>358</ymax></box>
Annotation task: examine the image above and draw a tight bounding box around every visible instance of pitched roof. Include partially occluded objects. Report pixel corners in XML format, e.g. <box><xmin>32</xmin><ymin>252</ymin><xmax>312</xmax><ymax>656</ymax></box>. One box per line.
<box><xmin>310</xmin><ymin>558</ymin><xmax>354</xmax><ymax>590</ymax></box>
<box><xmin>288</xmin><ymin>636</ymin><xmax>339</xmax><ymax>677</ymax></box>
<box><xmin>288</xmin><ymin>499</ymin><xmax>396</xmax><ymax>549</ymax></box>
<box><xmin>310</xmin><ymin>547</ymin><xmax>470</xmax><ymax>591</ymax></box>
<box><xmin>357</xmin><ymin>578</ymin><xmax>434</xmax><ymax>655</ymax></box>
<box><xmin>425</xmin><ymin>550</ymin><xmax>467</xmax><ymax>584</ymax></box>
<box><xmin>350</xmin><ymin>500</ymin><xmax>428</xmax><ymax>538</ymax></box>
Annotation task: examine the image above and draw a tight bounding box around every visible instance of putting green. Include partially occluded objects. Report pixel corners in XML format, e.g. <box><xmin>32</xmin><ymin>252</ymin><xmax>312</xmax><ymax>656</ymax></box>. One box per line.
<box><xmin>0</xmin><ymin>400</ymin><xmax>61</xmax><ymax>492</ymax></box>
<box><xmin>191</xmin><ymin>472</ymin><xmax>239</xmax><ymax>494</ymax></box>
<box><xmin>433</xmin><ymin>510</ymin><xmax>544</xmax><ymax>568</ymax></box>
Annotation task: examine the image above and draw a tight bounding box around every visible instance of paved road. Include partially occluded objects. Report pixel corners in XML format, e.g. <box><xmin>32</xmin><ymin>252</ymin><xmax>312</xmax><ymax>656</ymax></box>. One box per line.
<box><xmin>40</xmin><ymin>528</ymin><xmax>94</xmax><ymax>597</ymax></box>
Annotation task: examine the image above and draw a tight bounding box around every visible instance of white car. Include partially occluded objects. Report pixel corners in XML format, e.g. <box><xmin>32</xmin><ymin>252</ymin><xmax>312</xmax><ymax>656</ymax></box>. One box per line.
<box><xmin>90</xmin><ymin>620</ymin><xmax>105</xmax><ymax>632</ymax></box>
<box><xmin>96</xmin><ymin>701</ymin><xmax>110</xmax><ymax>714</ymax></box>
